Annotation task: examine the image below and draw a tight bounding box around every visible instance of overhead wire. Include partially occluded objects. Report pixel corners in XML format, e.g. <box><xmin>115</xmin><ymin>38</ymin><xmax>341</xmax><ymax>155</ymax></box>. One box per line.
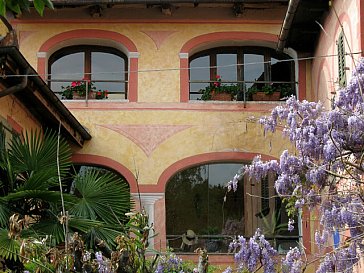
<box><xmin>0</xmin><ymin>51</ymin><xmax>362</xmax><ymax>78</ymax></box>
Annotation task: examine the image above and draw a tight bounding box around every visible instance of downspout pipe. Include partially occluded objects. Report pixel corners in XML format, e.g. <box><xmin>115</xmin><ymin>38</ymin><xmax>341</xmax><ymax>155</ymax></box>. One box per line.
<box><xmin>277</xmin><ymin>0</ymin><xmax>300</xmax><ymax>52</ymax></box>
<box><xmin>0</xmin><ymin>67</ymin><xmax>30</xmax><ymax>98</ymax></box>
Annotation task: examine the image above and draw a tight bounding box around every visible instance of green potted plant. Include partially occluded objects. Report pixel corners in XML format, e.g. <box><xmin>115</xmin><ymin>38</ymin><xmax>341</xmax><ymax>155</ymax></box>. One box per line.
<box><xmin>276</xmin><ymin>83</ymin><xmax>294</xmax><ymax>99</ymax></box>
<box><xmin>61</xmin><ymin>79</ymin><xmax>108</xmax><ymax>100</ymax></box>
<box><xmin>260</xmin><ymin>209</ymin><xmax>288</xmax><ymax>249</ymax></box>
<box><xmin>200</xmin><ymin>75</ymin><xmax>239</xmax><ymax>101</ymax></box>
<box><xmin>248</xmin><ymin>84</ymin><xmax>280</xmax><ymax>101</ymax></box>
<box><xmin>95</xmin><ymin>89</ymin><xmax>109</xmax><ymax>99</ymax></box>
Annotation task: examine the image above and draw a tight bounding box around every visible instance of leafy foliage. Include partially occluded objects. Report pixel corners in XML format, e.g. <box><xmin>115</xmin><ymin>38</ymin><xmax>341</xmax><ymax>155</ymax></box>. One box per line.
<box><xmin>0</xmin><ymin>0</ymin><xmax>53</xmax><ymax>16</ymax></box>
<box><xmin>234</xmin><ymin>58</ymin><xmax>364</xmax><ymax>272</ymax></box>
<box><xmin>0</xmin><ymin>126</ymin><xmax>132</xmax><ymax>268</ymax></box>
<box><xmin>200</xmin><ymin>75</ymin><xmax>239</xmax><ymax>100</ymax></box>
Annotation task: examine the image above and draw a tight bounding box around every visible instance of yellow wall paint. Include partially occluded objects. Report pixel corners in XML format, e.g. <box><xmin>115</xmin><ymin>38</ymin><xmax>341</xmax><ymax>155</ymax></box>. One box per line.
<box><xmin>68</xmin><ymin>105</ymin><xmax>287</xmax><ymax>185</ymax></box>
<box><xmin>13</xmin><ymin>20</ymin><xmax>287</xmax><ymax>186</ymax></box>
<box><xmin>0</xmin><ymin>95</ymin><xmax>41</xmax><ymax>132</ymax></box>
<box><xmin>16</xmin><ymin>23</ymin><xmax>281</xmax><ymax>103</ymax></box>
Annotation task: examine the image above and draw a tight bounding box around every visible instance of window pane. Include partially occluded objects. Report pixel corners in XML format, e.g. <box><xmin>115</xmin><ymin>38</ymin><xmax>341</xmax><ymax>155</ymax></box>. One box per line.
<box><xmin>271</xmin><ymin>57</ymin><xmax>291</xmax><ymax>82</ymax></box>
<box><xmin>190</xmin><ymin>56</ymin><xmax>210</xmax><ymax>100</ymax></box>
<box><xmin>166</xmin><ymin>163</ymin><xmax>243</xmax><ymax>253</ymax></box>
<box><xmin>244</xmin><ymin>54</ymin><xmax>264</xmax><ymax>88</ymax></box>
<box><xmin>92</xmin><ymin>52</ymin><xmax>125</xmax><ymax>93</ymax></box>
<box><xmin>50</xmin><ymin>52</ymin><xmax>84</xmax><ymax>93</ymax></box>
<box><xmin>271</xmin><ymin>57</ymin><xmax>295</xmax><ymax>97</ymax></box>
<box><xmin>217</xmin><ymin>54</ymin><xmax>237</xmax><ymax>83</ymax></box>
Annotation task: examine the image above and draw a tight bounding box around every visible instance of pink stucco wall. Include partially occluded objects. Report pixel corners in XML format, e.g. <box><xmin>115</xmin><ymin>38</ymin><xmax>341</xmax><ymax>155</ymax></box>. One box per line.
<box><xmin>311</xmin><ymin>0</ymin><xmax>362</xmax><ymax>107</ymax></box>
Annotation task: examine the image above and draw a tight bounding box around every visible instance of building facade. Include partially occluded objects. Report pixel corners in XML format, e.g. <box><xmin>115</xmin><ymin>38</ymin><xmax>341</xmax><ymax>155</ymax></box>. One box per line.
<box><xmin>6</xmin><ymin>0</ymin><xmax>364</xmax><ymax>267</ymax></box>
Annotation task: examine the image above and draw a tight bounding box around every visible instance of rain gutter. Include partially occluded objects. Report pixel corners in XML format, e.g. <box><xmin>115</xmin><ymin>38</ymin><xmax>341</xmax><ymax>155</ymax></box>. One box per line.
<box><xmin>0</xmin><ymin>46</ymin><xmax>91</xmax><ymax>144</ymax></box>
<box><xmin>277</xmin><ymin>0</ymin><xmax>300</xmax><ymax>52</ymax></box>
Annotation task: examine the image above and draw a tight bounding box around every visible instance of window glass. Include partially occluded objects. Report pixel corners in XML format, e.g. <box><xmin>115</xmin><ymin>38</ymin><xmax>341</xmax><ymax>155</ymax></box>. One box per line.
<box><xmin>271</xmin><ymin>57</ymin><xmax>291</xmax><ymax>82</ymax></box>
<box><xmin>91</xmin><ymin>52</ymin><xmax>125</xmax><ymax>93</ymax></box>
<box><xmin>188</xmin><ymin>47</ymin><xmax>295</xmax><ymax>101</ymax></box>
<box><xmin>166</xmin><ymin>162</ymin><xmax>299</xmax><ymax>253</ymax></box>
<box><xmin>166</xmin><ymin>163</ymin><xmax>244</xmax><ymax>253</ymax></box>
<box><xmin>190</xmin><ymin>56</ymin><xmax>210</xmax><ymax>100</ymax></box>
<box><xmin>217</xmin><ymin>54</ymin><xmax>237</xmax><ymax>84</ymax></box>
<box><xmin>244</xmin><ymin>54</ymin><xmax>264</xmax><ymax>88</ymax></box>
<box><xmin>49</xmin><ymin>46</ymin><xmax>127</xmax><ymax>100</ymax></box>
<box><xmin>50</xmin><ymin>52</ymin><xmax>84</xmax><ymax>92</ymax></box>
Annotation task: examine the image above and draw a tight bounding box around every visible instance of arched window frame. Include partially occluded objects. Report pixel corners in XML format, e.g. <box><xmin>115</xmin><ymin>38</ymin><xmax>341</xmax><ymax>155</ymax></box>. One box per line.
<box><xmin>188</xmin><ymin>46</ymin><xmax>295</xmax><ymax>100</ymax></box>
<box><xmin>165</xmin><ymin>160</ymin><xmax>300</xmax><ymax>253</ymax></box>
<box><xmin>48</xmin><ymin>45</ymin><xmax>128</xmax><ymax>100</ymax></box>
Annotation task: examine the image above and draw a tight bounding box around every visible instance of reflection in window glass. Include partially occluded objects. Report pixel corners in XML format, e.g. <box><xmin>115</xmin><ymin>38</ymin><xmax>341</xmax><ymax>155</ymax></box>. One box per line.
<box><xmin>49</xmin><ymin>47</ymin><xmax>128</xmax><ymax>100</ymax></box>
<box><xmin>188</xmin><ymin>47</ymin><xmax>296</xmax><ymax>101</ymax></box>
<box><xmin>217</xmin><ymin>54</ymin><xmax>237</xmax><ymax>83</ymax></box>
<box><xmin>166</xmin><ymin>163</ymin><xmax>244</xmax><ymax>253</ymax></box>
<box><xmin>166</xmin><ymin>162</ymin><xmax>299</xmax><ymax>253</ymax></box>
<box><xmin>91</xmin><ymin>52</ymin><xmax>125</xmax><ymax>92</ymax></box>
<box><xmin>50</xmin><ymin>53</ymin><xmax>84</xmax><ymax>92</ymax></box>
<box><xmin>271</xmin><ymin>57</ymin><xmax>291</xmax><ymax>82</ymax></box>
<box><xmin>190</xmin><ymin>56</ymin><xmax>210</xmax><ymax>100</ymax></box>
<box><xmin>244</xmin><ymin>54</ymin><xmax>264</xmax><ymax>88</ymax></box>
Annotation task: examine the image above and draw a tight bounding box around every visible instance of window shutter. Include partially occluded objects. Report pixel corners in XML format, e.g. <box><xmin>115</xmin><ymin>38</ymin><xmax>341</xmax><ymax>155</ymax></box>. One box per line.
<box><xmin>261</xmin><ymin>177</ymin><xmax>269</xmax><ymax>213</ymax></box>
<box><xmin>337</xmin><ymin>32</ymin><xmax>346</xmax><ymax>87</ymax></box>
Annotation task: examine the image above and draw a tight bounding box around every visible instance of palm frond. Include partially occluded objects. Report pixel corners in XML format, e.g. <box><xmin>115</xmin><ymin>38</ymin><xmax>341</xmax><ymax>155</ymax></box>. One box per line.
<box><xmin>83</xmin><ymin>226</ymin><xmax>122</xmax><ymax>249</ymax></box>
<box><xmin>9</xmin><ymin>129</ymin><xmax>71</xmax><ymax>179</ymax></box>
<box><xmin>0</xmin><ymin>228</ymin><xmax>20</xmax><ymax>261</ymax></box>
<box><xmin>0</xmin><ymin>197</ymin><xmax>10</xmax><ymax>227</ymax></box>
<box><xmin>5</xmin><ymin>190</ymin><xmax>71</xmax><ymax>203</ymax></box>
<box><xmin>69</xmin><ymin>169</ymin><xmax>131</xmax><ymax>224</ymax></box>
<box><xmin>17</xmin><ymin>170</ymin><xmax>60</xmax><ymax>191</ymax></box>
<box><xmin>29</xmin><ymin>219</ymin><xmax>65</xmax><ymax>246</ymax></box>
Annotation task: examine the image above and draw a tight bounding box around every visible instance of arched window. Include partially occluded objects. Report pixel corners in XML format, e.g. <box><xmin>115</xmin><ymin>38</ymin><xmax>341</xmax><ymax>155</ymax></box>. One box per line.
<box><xmin>48</xmin><ymin>45</ymin><xmax>128</xmax><ymax>100</ymax></box>
<box><xmin>165</xmin><ymin>162</ymin><xmax>299</xmax><ymax>253</ymax></box>
<box><xmin>189</xmin><ymin>46</ymin><xmax>295</xmax><ymax>100</ymax></box>
<box><xmin>166</xmin><ymin>163</ymin><xmax>244</xmax><ymax>253</ymax></box>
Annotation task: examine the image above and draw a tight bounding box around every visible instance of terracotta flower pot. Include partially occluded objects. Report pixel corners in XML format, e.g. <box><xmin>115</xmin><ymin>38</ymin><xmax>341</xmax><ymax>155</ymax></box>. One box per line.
<box><xmin>211</xmin><ymin>92</ymin><xmax>233</xmax><ymax>101</ymax></box>
<box><xmin>252</xmin><ymin>91</ymin><xmax>280</xmax><ymax>101</ymax></box>
<box><xmin>73</xmin><ymin>91</ymin><xmax>96</xmax><ymax>100</ymax></box>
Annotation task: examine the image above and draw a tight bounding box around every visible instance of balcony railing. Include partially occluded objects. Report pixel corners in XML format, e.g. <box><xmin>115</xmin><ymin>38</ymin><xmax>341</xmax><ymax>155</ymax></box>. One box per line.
<box><xmin>189</xmin><ymin>80</ymin><xmax>297</xmax><ymax>101</ymax></box>
<box><xmin>167</xmin><ymin>234</ymin><xmax>300</xmax><ymax>254</ymax></box>
<box><xmin>49</xmin><ymin>79</ymin><xmax>128</xmax><ymax>101</ymax></box>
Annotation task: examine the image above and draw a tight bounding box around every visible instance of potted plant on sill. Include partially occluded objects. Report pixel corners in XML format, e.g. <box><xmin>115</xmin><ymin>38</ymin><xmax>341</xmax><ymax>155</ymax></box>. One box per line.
<box><xmin>61</xmin><ymin>79</ymin><xmax>108</xmax><ymax>100</ymax></box>
<box><xmin>276</xmin><ymin>83</ymin><xmax>294</xmax><ymax>100</ymax></box>
<box><xmin>95</xmin><ymin>90</ymin><xmax>109</xmax><ymax>99</ymax></box>
<box><xmin>199</xmin><ymin>75</ymin><xmax>239</xmax><ymax>101</ymax></box>
<box><xmin>248</xmin><ymin>84</ymin><xmax>280</xmax><ymax>101</ymax></box>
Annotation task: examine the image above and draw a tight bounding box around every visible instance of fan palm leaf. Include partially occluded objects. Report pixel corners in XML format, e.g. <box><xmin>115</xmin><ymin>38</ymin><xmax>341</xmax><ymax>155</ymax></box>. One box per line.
<box><xmin>69</xmin><ymin>169</ymin><xmax>131</xmax><ymax>225</ymax></box>
<box><xmin>0</xmin><ymin>228</ymin><xmax>20</xmax><ymax>261</ymax></box>
<box><xmin>8</xmin><ymin>129</ymin><xmax>71</xmax><ymax>179</ymax></box>
<box><xmin>0</xmin><ymin>198</ymin><xmax>11</xmax><ymax>226</ymax></box>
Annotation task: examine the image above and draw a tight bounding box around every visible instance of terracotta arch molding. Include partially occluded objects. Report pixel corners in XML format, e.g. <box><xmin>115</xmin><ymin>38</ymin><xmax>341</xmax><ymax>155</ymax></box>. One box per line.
<box><xmin>37</xmin><ymin>29</ymin><xmax>138</xmax><ymax>102</ymax></box>
<box><xmin>179</xmin><ymin>32</ymin><xmax>279</xmax><ymax>102</ymax></box>
<box><xmin>138</xmin><ymin>151</ymin><xmax>278</xmax><ymax>193</ymax></box>
<box><xmin>71</xmin><ymin>153</ymin><xmax>138</xmax><ymax>193</ymax></box>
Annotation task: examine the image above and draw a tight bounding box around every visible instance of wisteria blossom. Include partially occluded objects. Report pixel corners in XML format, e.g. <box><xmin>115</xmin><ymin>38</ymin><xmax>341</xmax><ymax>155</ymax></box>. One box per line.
<box><xmin>227</xmin><ymin>229</ymin><xmax>277</xmax><ymax>273</ymax></box>
<box><xmin>233</xmin><ymin>59</ymin><xmax>364</xmax><ymax>272</ymax></box>
<box><xmin>154</xmin><ymin>253</ymin><xmax>185</xmax><ymax>273</ymax></box>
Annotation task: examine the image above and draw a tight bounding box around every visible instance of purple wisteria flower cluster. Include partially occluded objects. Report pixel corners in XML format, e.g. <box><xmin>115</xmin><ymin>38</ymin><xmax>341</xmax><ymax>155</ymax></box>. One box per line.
<box><xmin>281</xmin><ymin>247</ymin><xmax>303</xmax><ymax>273</ymax></box>
<box><xmin>224</xmin><ymin>229</ymin><xmax>277</xmax><ymax>273</ymax></box>
<box><xmin>154</xmin><ymin>253</ymin><xmax>185</xmax><ymax>273</ymax></box>
<box><xmin>236</xmin><ymin>58</ymin><xmax>364</xmax><ymax>272</ymax></box>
